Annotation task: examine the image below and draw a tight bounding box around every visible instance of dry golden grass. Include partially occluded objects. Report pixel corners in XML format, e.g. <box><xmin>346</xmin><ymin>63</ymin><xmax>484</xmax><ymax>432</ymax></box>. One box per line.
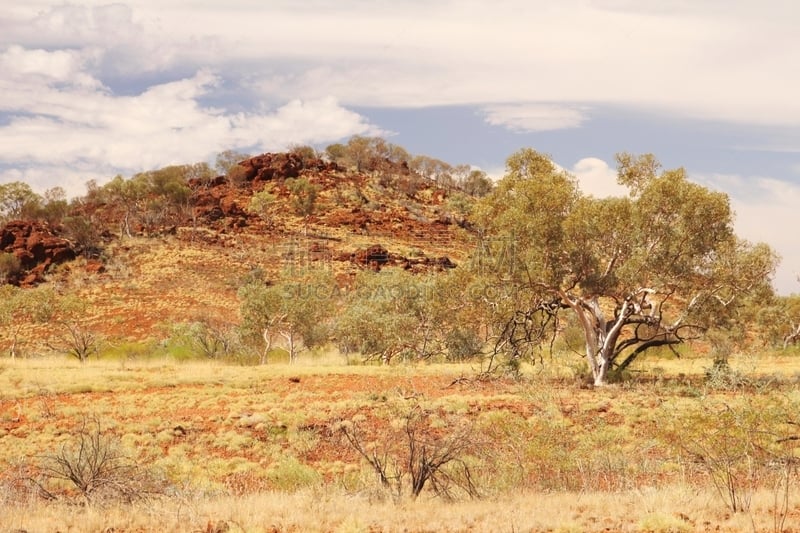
<box><xmin>0</xmin><ymin>355</ymin><xmax>477</xmax><ymax>397</ymax></box>
<box><xmin>4</xmin><ymin>353</ymin><xmax>800</xmax><ymax>532</ymax></box>
<box><xmin>2</xmin><ymin>485</ymin><xmax>798</xmax><ymax>532</ymax></box>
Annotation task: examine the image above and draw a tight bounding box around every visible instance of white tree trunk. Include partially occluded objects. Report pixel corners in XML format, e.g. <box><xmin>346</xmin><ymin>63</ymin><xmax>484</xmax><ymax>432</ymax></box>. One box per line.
<box><xmin>561</xmin><ymin>292</ymin><xmax>636</xmax><ymax>386</ymax></box>
<box><xmin>260</xmin><ymin>328</ymin><xmax>272</xmax><ymax>365</ymax></box>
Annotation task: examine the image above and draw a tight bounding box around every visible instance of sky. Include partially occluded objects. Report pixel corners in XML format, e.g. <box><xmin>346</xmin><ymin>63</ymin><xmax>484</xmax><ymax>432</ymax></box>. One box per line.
<box><xmin>1</xmin><ymin>1</ymin><xmax>799</xmax><ymax>293</ymax></box>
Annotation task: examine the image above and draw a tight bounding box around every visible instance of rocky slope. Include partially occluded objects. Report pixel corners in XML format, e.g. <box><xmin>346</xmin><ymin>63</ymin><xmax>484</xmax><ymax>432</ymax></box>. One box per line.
<box><xmin>0</xmin><ymin>151</ymin><xmax>477</xmax><ymax>344</ymax></box>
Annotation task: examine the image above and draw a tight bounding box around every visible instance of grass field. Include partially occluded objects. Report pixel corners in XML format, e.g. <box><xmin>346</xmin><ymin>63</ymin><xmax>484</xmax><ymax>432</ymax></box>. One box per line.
<box><xmin>3</xmin><ymin>351</ymin><xmax>800</xmax><ymax>532</ymax></box>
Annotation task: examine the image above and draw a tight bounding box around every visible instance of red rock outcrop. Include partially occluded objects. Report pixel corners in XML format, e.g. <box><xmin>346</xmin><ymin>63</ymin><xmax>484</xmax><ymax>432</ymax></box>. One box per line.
<box><xmin>235</xmin><ymin>153</ymin><xmax>338</xmax><ymax>184</ymax></box>
<box><xmin>0</xmin><ymin>220</ymin><xmax>77</xmax><ymax>285</ymax></box>
<box><xmin>189</xmin><ymin>179</ymin><xmax>247</xmax><ymax>225</ymax></box>
<box><xmin>188</xmin><ymin>153</ymin><xmax>339</xmax><ymax>227</ymax></box>
<box><xmin>339</xmin><ymin>244</ymin><xmax>455</xmax><ymax>272</ymax></box>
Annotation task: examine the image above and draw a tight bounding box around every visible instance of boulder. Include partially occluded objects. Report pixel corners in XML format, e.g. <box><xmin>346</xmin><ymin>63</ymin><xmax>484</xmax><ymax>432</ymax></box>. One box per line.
<box><xmin>0</xmin><ymin>220</ymin><xmax>77</xmax><ymax>285</ymax></box>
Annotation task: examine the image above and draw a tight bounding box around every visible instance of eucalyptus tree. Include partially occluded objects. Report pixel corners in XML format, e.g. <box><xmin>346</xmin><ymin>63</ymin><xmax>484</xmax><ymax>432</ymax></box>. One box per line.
<box><xmin>473</xmin><ymin>149</ymin><xmax>777</xmax><ymax>385</ymax></box>
<box><xmin>0</xmin><ymin>181</ymin><xmax>41</xmax><ymax>223</ymax></box>
<box><xmin>336</xmin><ymin>269</ymin><xmax>451</xmax><ymax>364</ymax></box>
<box><xmin>238</xmin><ymin>268</ymin><xmax>335</xmax><ymax>364</ymax></box>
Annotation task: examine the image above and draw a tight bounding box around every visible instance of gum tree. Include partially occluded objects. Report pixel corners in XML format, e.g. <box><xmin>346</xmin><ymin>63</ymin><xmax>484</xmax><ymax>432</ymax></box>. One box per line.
<box><xmin>238</xmin><ymin>269</ymin><xmax>334</xmax><ymax>364</ymax></box>
<box><xmin>0</xmin><ymin>181</ymin><xmax>41</xmax><ymax>223</ymax></box>
<box><xmin>474</xmin><ymin>149</ymin><xmax>778</xmax><ymax>386</ymax></box>
<box><xmin>336</xmin><ymin>269</ymin><xmax>447</xmax><ymax>364</ymax></box>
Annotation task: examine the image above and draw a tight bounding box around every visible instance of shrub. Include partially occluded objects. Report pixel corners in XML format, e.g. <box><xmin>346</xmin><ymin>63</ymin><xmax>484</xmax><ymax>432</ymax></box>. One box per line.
<box><xmin>227</xmin><ymin>164</ymin><xmax>250</xmax><ymax>188</ymax></box>
<box><xmin>663</xmin><ymin>397</ymin><xmax>800</xmax><ymax>514</ymax></box>
<box><xmin>48</xmin><ymin>321</ymin><xmax>101</xmax><ymax>364</ymax></box>
<box><xmin>335</xmin><ymin>402</ymin><xmax>481</xmax><ymax>500</ymax></box>
<box><xmin>445</xmin><ymin>328</ymin><xmax>483</xmax><ymax>362</ymax></box>
<box><xmin>0</xmin><ymin>252</ymin><xmax>21</xmax><ymax>284</ymax></box>
<box><xmin>33</xmin><ymin>417</ymin><xmax>166</xmax><ymax>504</ymax></box>
<box><xmin>266</xmin><ymin>456</ymin><xmax>321</xmax><ymax>491</ymax></box>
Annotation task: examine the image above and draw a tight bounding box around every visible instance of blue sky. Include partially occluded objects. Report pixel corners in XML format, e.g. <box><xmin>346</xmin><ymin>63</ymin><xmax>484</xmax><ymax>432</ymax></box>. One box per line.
<box><xmin>1</xmin><ymin>1</ymin><xmax>799</xmax><ymax>292</ymax></box>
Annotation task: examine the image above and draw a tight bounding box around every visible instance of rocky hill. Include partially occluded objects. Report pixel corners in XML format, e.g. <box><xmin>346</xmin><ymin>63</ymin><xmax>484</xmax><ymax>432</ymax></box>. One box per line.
<box><xmin>0</xmin><ymin>150</ymin><xmax>480</xmax><ymax>345</ymax></box>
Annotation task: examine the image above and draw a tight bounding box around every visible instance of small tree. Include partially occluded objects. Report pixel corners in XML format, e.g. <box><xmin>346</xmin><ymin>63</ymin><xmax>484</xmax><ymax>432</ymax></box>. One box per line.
<box><xmin>238</xmin><ymin>269</ymin><xmax>335</xmax><ymax>363</ymax></box>
<box><xmin>170</xmin><ymin>317</ymin><xmax>238</xmax><ymax>359</ymax></box>
<box><xmin>664</xmin><ymin>397</ymin><xmax>800</xmax><ymax>515</ymax></box>
<box><xmin>460</xmin><ymin>169</ymin><xmax>493</xmax><ymax>197</ymax></box>
<box><xmin>41</xmin><ymin>295</ymin><xmax>101</xmax><ymax>364</ymax></box>
<box><xmin>324</xmin><ymin>143</ymin><xmax>347</xmax><ymax>165</ymax></box>
<box><xmin>62</xmin><ymin>215</ymin><xmax>102</xmax><ymax>258</ymax></box>
<box><xmin>288</xmin><ymin>144</ymin><xmax>318</xmax><ymax>163</ymax></box>
<box><xmin>40</xmin><ymin>186</ymin><xmax>70</xmax><ymax>225</ymax></box>
<box><xmin>247</xmin><ymin>189</ymin><xmax>277</xmax><ymax>228</ymax></box>
<box><xmin>285</xmin><ymin>177</ymin><xmax>319</xmax><ymax>217</ymax></box>
<box><xmin>215</xmin><ymin>149</ymin><xmax>252</xmax><ymax>175</ymax></box>
<box><xmin>51</xmin><ymin>321</ymin><xmax>100</xmax><ymax>364</ymax></box>
<box><xmin>227</xmin><ymin>164</ymin><xmax>251</xmax><ymax>188</ymax></box>
<box><xmin>0</xmin><ymin>285</ymin><xmax>62</xmax><ymax>359</ymax></box>
<box><xmin>101</xmin><ymin>175</ymin><xmax>148</xmax><ymax>237</ymax></box>
<box><xmin>35</xmin><ymin>416</ymin><xmax>163</xmax><ymax>504</ymax></box>
<box><xmin>336</xmin><ymin>270</ymin><xmax>451</xmax><ymax>363</ymax></box>
<box><xmin>0</xmin><ymin>181</ymin><xmax>42</xmax><ymax>223</ymax></box>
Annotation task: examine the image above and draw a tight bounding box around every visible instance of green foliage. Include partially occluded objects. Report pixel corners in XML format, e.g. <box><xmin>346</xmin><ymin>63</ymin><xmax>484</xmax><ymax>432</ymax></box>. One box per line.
<box><xmin>324</xmin><ymin>143</ymin><xmax>347</xmax><ymax>164</ymax></box>
<box><xmin>0</xmin><ymin>181</ymin><xmax>41</xmax><ymax>223</ymax></box>
<box><xmin>39</xmin><ymin>186</ymin><xmax>69</xmax><ymax>225</ymax></box>
<box><xmin>759</xmin><ymin>295</ymin><xmax>800</xmax><ymax>348</ymax></box>
<box><xmin>472</xmin><ymin>148</ymin><xmax>778</xmax><ymax>385</ymax></box>
<box><xmin>226</xmin><ymin>164</ymin><xmax>250</xmax><ymax>188</ymax></box>
<box><xmin>444</xmin><ymin>191</ymin><xmax>474</xmax><ymax>222</ymax></box>
<box><xmin>460</xmin><ymin>169</ymin><xmax>493</xmax><ymax>197</ymax></box>
<box><xmin>0</xmin><ymin>285</ymin><xmax>63</xmax><ymax>325</ymax></box>
<box><xmin>410</xmin><ymin>155</ymin><xmax>453</xmax><ymax>186</ymax></box>
<box><xmin>62</xmin><ymin>215</ymin><xmax>101</xmax><ymax>257</ymax></box>
<box><xmin>168</xmin><ymin>318</ymin><xmax>238</xmax><ymax>360</ymax></box>
<box><xmin>336</xmin><ymin>269</ymin><xmax>451</xmax><ymax>363</ymax></box>
<box><xmin>331</xmin><ymin>136</ymin><xmax>411</xmax><ymax>172</ymax></box>
<box><xmin>215</xmin><ymin>149</ymin><xmax>251</xmax><ymax>175</ymax></box>
<box><xmin>238</xmin><ymin>268</ymin><xmax>335</xmax><ymax>363</ymax></box>
<box><xmin>98</xmin><ymin>163</ymin><xmax>200</xmax><ymax>236</ymax></box>
<box><xmin>100</xmin><ymin>340</ymin><xmax>160</xmax><ymax>361</ymax></box>
<box><xmin>266</xmin><ymin>456</ymin><xmax>321</xmax><ymax>491</ymax></box>
<box><xmin>288</xmin><ymin>144</ymin><xmax>318</xmax><ymax>163</ymax></box>
<box><xmin>0</xmin><ymin>252</ymin><xmax>21</xmax><ymax>284</ymax></box>
<box><xmin>663</xmin><ymin>397</ymin><xmax>800</xmax><ymax>513</ymax></box>
<box><xmin>444</xmin><ymin>328</ymin><xmax>483</xmax><ymax>362</ymax></box>
<box><xmin>285</xmin><ymin>177</ymin><xmax>319</xmax><ymax>217</ymax></box>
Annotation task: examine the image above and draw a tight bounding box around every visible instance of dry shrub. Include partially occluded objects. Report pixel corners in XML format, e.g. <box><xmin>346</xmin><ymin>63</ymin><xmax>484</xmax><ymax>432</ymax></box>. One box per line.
<box><xmin>334</xmin><ymin>401</ymin><xmax>481</xmax><ymax>501</ymax></box>
<box><xmin>662</xmin><ymin>396</ymin><xmax>800</xmax><ymax>516</ymax></box>
<box><xmin>30</xmin><ymin>416</ymin><xmax>167</xmax><ymax>505</ymax></box>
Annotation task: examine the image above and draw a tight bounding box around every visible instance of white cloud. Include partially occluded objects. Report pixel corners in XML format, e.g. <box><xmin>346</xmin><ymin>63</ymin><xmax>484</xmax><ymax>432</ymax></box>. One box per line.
<box><xmin>571</xmin><ymin>158</ymin><xmax>628</xmax><ymax>198</ymax></box>
<box><xmin>0</xmin><ymin>54</ymin><xmax>381</xmax><ymax>187</ymax></box>
<box><xmin>0</xmin><ymin>165</ymin><xmax>110</xmax><ymax>200</ymax></box>
<box><xmin>483</xmin><ymin>104</ymin><xmax>587</xmax><ymax>133</ymax></box>
<box><xmin>0</xmin><ymin>1</ymin><xmax>799</xmax><ymax>302</ymax></box>
<box><xmin>6</xmin><ymin>1</ymin><xmax>800</xmax><ymax>124</ymax></box>
<box><xmin>697</xmin><ymin>173</ymin><xmax>800</xmax><ymax>295</ymax></box>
